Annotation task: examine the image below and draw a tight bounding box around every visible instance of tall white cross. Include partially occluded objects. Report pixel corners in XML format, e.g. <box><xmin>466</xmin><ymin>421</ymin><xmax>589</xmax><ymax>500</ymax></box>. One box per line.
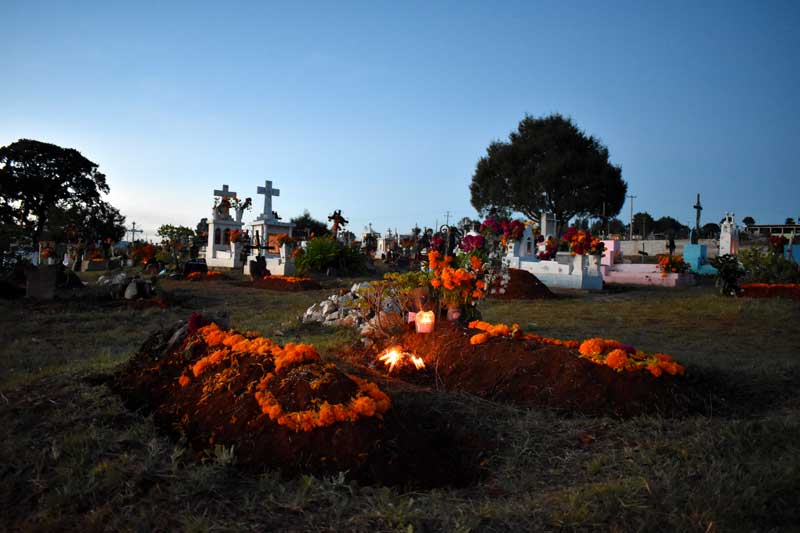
<box><xmin>214</xmin><ymin>184</ymin><xmax>237</xmax><ymax>199</ymax></box>
<box><xmin>257</xmin><ymin>180</ymin><xmax>280</xmax><ymax>220</ymax></box>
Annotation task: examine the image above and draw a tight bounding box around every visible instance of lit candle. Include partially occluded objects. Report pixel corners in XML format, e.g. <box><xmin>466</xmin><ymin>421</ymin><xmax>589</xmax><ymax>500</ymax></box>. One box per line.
<box><xmin>415</xmin><ymin>310</ymin><xmax>435</xmax><ymax>333</ymax></box>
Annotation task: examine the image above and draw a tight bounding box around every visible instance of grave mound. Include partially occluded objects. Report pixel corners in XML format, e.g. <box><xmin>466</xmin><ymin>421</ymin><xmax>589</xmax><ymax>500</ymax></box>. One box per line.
<box><xmin>347</xmin><ymin>322</ymin><xmax>688</xmax><ymax>417</ymax></box>
<box><xmin>250</xmin><ymin>275</ymin><xmax>322</xmax><ymax>291</ymax></box>
<box><xmin>491</xmin><ymin>268</ymin><xmax>555</xmax><ymax>300</ymax></box>
<box><xmin>113</xmin><ymin>315</ymin><xmax>484</xmax><ymax>488</ymax></box>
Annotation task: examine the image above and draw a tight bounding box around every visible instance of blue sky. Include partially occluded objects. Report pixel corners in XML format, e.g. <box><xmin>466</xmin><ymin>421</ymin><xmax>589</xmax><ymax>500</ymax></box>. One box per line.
<box><xmin>2</xmin><ymin>1</ymin><xmax>799</xmax><ymax>238</ymax></box>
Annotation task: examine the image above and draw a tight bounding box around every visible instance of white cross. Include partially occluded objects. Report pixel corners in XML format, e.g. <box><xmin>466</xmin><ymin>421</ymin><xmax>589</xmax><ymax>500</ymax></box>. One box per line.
<box><xmin>257</xmin><ymin>180</ymin><xmax>280</xmax><ymax>220</ymax></box>
<box><xmin>214</xmin><ymin>184</ymin><xmax>237</xmax><ymax>199</ymax></box>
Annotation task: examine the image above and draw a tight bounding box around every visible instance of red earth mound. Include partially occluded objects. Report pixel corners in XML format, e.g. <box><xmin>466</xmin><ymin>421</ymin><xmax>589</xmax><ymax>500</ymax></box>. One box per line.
<box><xmin>113</xmin><ymin>316</ymin><xmax>487</xmax><ymax>487</ymax></box>
<box><xmin>491</xmin><ymin>268</ymin><xmax>555</xmax><ymax>300</ymax></box>
<box><xmin>250</xmin><ymin>276</ymin><xmax>322</xmax><ymax>291</ymax></box>
<box><xmin>348</xmin><ymin>322</ymin><xmax>687</xmax><ymax>417</ymax></box>
<box><xmin>740</xmin><ymin>283</ymin><xmax>800</xmax><ymax>300</ymax></box>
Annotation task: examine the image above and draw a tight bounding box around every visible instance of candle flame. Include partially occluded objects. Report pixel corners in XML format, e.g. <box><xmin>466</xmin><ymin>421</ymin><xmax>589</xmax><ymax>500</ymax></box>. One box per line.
<box><xmin>377</xmin><ymin>346</ymin><xmax>425</xmax><ymax>373</ymax></box>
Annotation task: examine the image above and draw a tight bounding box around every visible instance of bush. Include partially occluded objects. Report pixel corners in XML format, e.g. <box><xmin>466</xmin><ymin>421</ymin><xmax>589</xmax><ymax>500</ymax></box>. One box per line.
<box><xmin>295</xmin><ymin>237</ymin><xmax>366</xmax><ymax>275</ymax></box>
<box><xmin>739</xmin><ymin>247</ymin><xmax>800</xmax><ymax>284</ymax></box>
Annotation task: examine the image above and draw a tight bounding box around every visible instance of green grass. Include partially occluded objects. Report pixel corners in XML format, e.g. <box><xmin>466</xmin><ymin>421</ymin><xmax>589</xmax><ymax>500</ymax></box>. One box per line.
<box><xmin>1</xmin><ymin>278</ymin><xmax>799</xmax><ymax>531</ymax></box>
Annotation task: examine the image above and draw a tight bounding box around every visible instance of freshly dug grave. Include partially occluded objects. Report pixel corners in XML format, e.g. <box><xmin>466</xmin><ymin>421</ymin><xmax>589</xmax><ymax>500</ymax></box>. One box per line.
<box><xmin>491</xmin><ymin>268</ymin><xmax>554</xmax><ymax>300</ymax></box>
<box><xmin>249</xmin><ymin>276</ymin><xmax>322</xmax><ymax>291</ymax></box>
<box><xmin>113</xmin><ymin>315</ymin><xmax>486</xmax><ymax>488</ymax></box>
<box><xmin>349</xmin><ymin>322</ymin><xmax>688</xmax><ymax>417</ymax></box>
<box><xmin>740</xmin><ymin>283</ymin><xmax>800</xmax><ymax>300</ymax></box>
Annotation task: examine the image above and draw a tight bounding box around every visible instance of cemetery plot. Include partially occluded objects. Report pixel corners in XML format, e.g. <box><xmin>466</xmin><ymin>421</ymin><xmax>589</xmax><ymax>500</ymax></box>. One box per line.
<box><xmin>113</xmin><ymin>314</ymin><xmax>487</xmax><ymax>488</ymax></box>
<box><xmin>346</xmin><ymin>321</ymin><xmax>688</xmax><ymax>417</ymax></box>
<box><xmin>248</xmin><ymin>275</ymin><xmax>322</xmax><ymax>291</ymax></box>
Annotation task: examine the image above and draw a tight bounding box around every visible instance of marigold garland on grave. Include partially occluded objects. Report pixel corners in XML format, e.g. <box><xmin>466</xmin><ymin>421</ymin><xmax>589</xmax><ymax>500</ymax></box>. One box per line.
<box><xmin>182</xmin><ymin>322</ymin><xmax>391</xmax><ymax>432</ymax></box>
<box><xmin>466</xmin><ymin>321</ymin><xmax>685</xmax><ymax>377</ymax></box>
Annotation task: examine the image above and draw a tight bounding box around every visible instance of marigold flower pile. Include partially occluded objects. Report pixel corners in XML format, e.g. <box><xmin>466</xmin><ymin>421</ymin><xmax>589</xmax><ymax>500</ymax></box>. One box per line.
<box><xmin>261</xmin><ymin>275</ymin><xmax>316</xmax><ymax>284</ymax></box>
<box><xmin>467</xmin><ymin>321</ymin><xmax>685</xmax><ymax>378</ymax></box>
<box><xmin>739</xmin><ymin>283</ymin><xmax>800</xmax><ymax>300</ymax></box>
<box><xmin>657</xmin><ymin>255</ymin><xmax>690</xmax><ymax>277</ymax></box>
<box><xmin>186</xmin><ymin>270</ymin><xmax>222</xmax><ymax>281</ymax></box>
<box><xmin>179</xmin><ymin>323</ymin><xmax>391</xmax><ymax>432</ymax></box>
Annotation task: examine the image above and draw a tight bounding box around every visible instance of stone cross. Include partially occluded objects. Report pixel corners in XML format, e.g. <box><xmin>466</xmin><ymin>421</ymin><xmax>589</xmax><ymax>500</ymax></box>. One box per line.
<box><xmin>257</xmin><ymin>180</ymin><xmax>280</xmax><ymax>221</ymax></box>
<box><xmin>214</xmin><ymin>184</ymin><xmax>237</xmax><ymax>200</ymax></box>
<box><xmin>691</xmin><ymin>193</ymin><xmax>703</xmax><ymax>244</ymax></box>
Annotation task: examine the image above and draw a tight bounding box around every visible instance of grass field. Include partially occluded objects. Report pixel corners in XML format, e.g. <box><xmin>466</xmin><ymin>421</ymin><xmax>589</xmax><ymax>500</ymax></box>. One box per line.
<box><xmin>1</xmin><ymin>274</ymin><xmax>799</xmax><ymax>532</ymax></box>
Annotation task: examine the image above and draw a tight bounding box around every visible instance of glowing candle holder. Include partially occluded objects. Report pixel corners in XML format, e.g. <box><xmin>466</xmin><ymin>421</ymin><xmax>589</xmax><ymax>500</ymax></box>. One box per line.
<box><xmin>414</xmin><ymin>310</ymin><xmax>435</xmax><ymax>333</ymax></box>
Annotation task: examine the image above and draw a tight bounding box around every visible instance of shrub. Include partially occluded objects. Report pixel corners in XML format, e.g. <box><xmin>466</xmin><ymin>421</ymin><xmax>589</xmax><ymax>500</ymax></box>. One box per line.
<box><xmin>739</xmin><ymin>247</ymin><xmax>800</xmax><ymax>284</ymax></box>
<box><xmin>294</xmin><ymin>237</ymin><xmax>366</xmax><ymax>275</ymax></box>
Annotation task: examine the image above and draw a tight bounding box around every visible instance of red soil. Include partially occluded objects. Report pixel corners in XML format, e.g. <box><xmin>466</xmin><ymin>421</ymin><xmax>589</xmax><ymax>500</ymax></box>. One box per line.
<box><xmin>113</xmin><ymin>319</ymin><xmax>486</xmax><ymax>488</ymax></box>
<box><xmin>249</xmin><ymin>276</ymin><xmax>322</xmax><ymax>291</ymax></box>
<box><xmin>490</xmin><ymin>268</ymin><xmax>554</xmax><ymax>300</ymax></box>
<box><xmin>349</xmin><ymin>322</ymin><xmax>687</xmax><ymax>417</ymax></box>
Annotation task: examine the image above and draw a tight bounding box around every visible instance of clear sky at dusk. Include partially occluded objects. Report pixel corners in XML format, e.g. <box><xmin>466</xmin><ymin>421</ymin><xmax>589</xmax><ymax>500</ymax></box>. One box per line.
<box><xmin>2</xmin><ymin>1</ymin><xmax>799</xmax><ymax>238</ymax></box>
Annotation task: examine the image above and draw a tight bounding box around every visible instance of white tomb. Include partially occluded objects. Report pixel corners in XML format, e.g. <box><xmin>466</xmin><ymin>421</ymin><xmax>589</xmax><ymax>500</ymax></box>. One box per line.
<box><xmin>244</xmin><ymin>179</ymin><xmax>296</xmax><ymax>276</ymax></box>
<box><xmin>504</xmin><ymin>219</ymin><xmax>604</xmax><ymax>291</ymax></box>
<box><xmin>206</xmin><ymin>184</ymin><xmax>246</xmax><ymax>269</ymax></box>
<box><xmin>719</xmin><ymin>212</ymin><xmax>740</xmax><ymax>256</ymax></box>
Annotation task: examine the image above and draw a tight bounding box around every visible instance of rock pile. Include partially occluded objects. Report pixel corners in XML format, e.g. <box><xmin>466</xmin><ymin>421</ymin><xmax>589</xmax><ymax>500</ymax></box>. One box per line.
<box><xmin>97</xmin><ymin>273</ymin><xmax>156</xmax><ymax>300</ymax></box>
<box><xmin>302</xmin><ymin>282</ymin><xmax>403</xmax><ymax>336</ymax></box>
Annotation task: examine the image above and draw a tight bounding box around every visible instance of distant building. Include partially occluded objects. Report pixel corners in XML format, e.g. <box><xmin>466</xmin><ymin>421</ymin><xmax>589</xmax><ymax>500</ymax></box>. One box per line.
<box><xmin>745</xmin><ymin>224</ymin><xmax>799</xmax><ymax>238</ymax></box>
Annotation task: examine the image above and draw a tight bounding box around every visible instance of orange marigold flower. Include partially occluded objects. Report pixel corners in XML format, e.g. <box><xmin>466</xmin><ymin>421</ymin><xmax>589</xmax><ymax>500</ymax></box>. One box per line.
<box><xmin>647</xmin><ymin>364</ymin><xmax>663</xmax><ymax>377</ymax></box>
<box><xmin>605</xmin><ymin>349</ymin><xmax>629</xmax><ymax>370</ymax></box>
<box><xmin>470</xmin><ymin>256</ymin><xmax>483</xmax><ymax>271</ymax></box>
<box><xmin>179</xmin><ymin>375</ymin><xmax>191</xmax><ymax>387</ymax></box>
<box><xmin>472</xmin><ymin>289</ymin><xmax>484</xmax><ymax>299</ymax></box>
<box><xmin>470</xmin><ymin>333</ymin><xmax>490</xmax><ymax>345</ymax></box>
<box><xmin>431</xmin><ymin>278</ymin><xmax>442</xmax><ymax>288</ymax></box>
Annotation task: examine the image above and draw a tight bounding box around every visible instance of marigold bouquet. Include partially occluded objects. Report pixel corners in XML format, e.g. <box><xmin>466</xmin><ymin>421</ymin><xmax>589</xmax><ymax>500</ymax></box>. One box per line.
<box><xmin>562</xmin><ymin>227</ymin><xmax>604</xmax><ymax>256</ymax></box>
<box><xmin>657</xmin><ymin>254</ymin><xmax>690</xmax><ymax>277</ymax></box>
<box><xmin>428</xmin><ymin>250</ymin><xmax>487</xmax><ymax>307</ymax></box>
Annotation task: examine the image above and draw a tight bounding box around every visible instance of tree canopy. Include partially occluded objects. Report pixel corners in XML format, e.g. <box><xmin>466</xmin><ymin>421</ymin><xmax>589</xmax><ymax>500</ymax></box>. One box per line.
<box><xmin>702</xmin><ymin>223</ymin><xmax>720</xmax><ymax>238</ymax></box>
<box><xmin>742</xmin><ymin>216</ymin><xmax>755</xmax><ymax>226</ymax></box>
<box><xmin>631</xmin><ymin>212</ymin><xmax>655</xmax><ymax>237</ymax></box>
<box><xmin>0</xmin><ymin>139</ymin><xmax>117</xmax><ymax>245</ymax></box>
<box><xmin>470</xmin><ymin>114</ymin><xmax>627</xmax><ymax>229</ymax></box>
<box><xmin>291</xmin><ymin>210</ymin><xmax>330</xmax><ymax>238</ymax></box>
<box><xmin>652</xmin><ymin>216</ymin><xmax>689</xmax><ymax>238</ymax></box>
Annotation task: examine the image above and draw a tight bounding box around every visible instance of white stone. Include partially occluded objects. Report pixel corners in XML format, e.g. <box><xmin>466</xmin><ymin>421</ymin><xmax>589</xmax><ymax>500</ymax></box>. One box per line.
<box><xmin>124</xmin><ymin>281</ymin><xmax>139</xmax><ymax>299</ymax></box>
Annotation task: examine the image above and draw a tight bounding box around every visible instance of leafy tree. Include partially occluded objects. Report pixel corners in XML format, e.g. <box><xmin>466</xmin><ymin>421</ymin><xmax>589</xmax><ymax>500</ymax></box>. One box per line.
<box><xmin>589</xmin><ymin>217</ymin><xmax>626</xmax><ymax>236</ymax></box>
<box><xmin>742</xmin><ymin>216</ymin><xmax>755</xmax><ymax>226</ymax></box>
<box><xmin>652</xmin><ymin>216</ymin><xmax>689</xmax><ymax>237</ymax></box>
<box><xmin>631</xmin><ymin>212</ymin><xmax>655</xmax><ymax>237</ymax></box>
<box><xmin>786</xmin><ymin>217</ymin><xmax>796</xmax><ymax>225</ymax></box>
<box><xmin>0</xmin><ymin>139</ymin><xmax>111</xmax><ymax>245</ymax></box>
<box><xmin>470</xmin><ymin>114</ymin><xmax>627</xmax><ymax>232</ymax></box>
<box><xmin>49</xmin><ymin>201</ymin><xmax>126</xmax><ymax>243</ymax></box>
<box><xmin>157</xmin><ymin>224</ymin><xmax>195</xmax><ymax>264</ymax></box>
<box><xmin>702</xmin><ymin>223</ymin><xmax>720</xmax><ymax>238</ymax></box>
<box><xmin>290</xmin><ymin>210</ymin><xmax>329</xmax><ymax>238</ymax></box>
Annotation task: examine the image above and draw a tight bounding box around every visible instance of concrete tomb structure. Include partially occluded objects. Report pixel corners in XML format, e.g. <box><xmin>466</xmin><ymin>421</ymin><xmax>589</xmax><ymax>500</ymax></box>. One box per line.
<box><xmin>245</xmin><ymin>179</ymin><xmax>296</xmax><ymax>277</ymax></box>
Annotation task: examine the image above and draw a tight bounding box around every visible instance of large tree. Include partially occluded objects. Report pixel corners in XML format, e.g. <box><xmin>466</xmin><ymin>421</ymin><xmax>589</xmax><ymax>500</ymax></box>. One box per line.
<box><xmin>0</xmin><ymin>139</ymin><xmax>112</xmax><ymax>245</ymax></box>
<box><xmin>470</xmin><ymin>114</ymin><xmax>627</xmax><ymax>231</ymax></box>
<box><xmin>652</xmin><ymin>216</ymin><xmax>690</xmax><ymax>238</ymax></box>
<box><xmin>291</xmin><ymin>210</ymin><xmax>330</xmax><ymax>238</ymax></box>
<box><xmin>631</xmin><ymin>212</ymin><xmax>655</xmax><ymax>237</ymax></box>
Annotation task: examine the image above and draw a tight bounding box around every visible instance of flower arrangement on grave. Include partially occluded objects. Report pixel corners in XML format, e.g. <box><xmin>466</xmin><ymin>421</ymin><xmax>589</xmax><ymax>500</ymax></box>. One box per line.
<box><xmin>562</xmin><ymin>227</ymin><xmax>605</xmax><ymax>256</ymax></box>
<box><xmin>466</xmin><ymin>320</ymin><xmax>685</xmax><ymax>378</ymax></box>
<box><xmin>230</xmin><ymin>195</ymin><xmax>252</xmax><ymax>211</ymax></box>
<box><xmin>40</xmin><ymin>246</ymin><xmax>54</xmax><ymax>259</ymax></box>
<box><xmin>657</xmin><ymin>254</ymin><xmax>690</xmax><ymax>277</ymax></box>
<box><xmin>537</xmin><ymin>236</ymin><xmax>558</xmax><ymax>260</ymax></box>
<box><xmin>480</xmin><ymin>216</ymin><xmax>525</xmax><ymax>247</ymax></box>
<box><xmin>179</xmin><ymin>322</ymin><xmax>391</xmax><ymax>432</ymax></box>
<box><xmin>87</xmin><ymin>248</ymin><xmax>105</xmax><ymax>261</ymax></box>
<box><xmin>229</xmin><ymin>229</ymin><xmax>243</xmax><ymax>243</ymax></box>
<box><xmin>428</xmin><ymin>250</ymin><xmax>487</xmax><ymax>311</ymax></box>
<box><xmin>459</xmin><ymin>233</ymin><xmax>485</xmax><ymax>253</ymax></box>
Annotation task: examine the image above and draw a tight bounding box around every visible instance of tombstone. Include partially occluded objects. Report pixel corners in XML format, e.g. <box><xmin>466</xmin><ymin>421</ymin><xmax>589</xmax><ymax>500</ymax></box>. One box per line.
<box><xmin>206</xmin><ymin>184</ymin><xmax>245</xmax><ymax>269</ymax></box>
<box><xmin>245</xmin><ymin>179</ymin><xmax>296</xmax><ymax>275</ymax></box>
<box><xmin>719</xmin><ymin>212</ymin><xmax>740</xmax><ymax>256</ymax></box>
<box><xmin>540</xmin><ymin>212</ymin><xmax>557</xmax><ymax>239</ymax></box>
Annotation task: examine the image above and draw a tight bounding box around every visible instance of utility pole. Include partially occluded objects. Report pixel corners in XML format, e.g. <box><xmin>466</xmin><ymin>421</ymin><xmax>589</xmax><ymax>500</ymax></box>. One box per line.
<box><xmin>443</xmin><ymin>211</ymin><xmax>452</xmax><ymax>227</ymax></box>
<box><xmin>627</xmin><ymin>195</ymin><xmax>637</xmax><ymax>240</ymax></box>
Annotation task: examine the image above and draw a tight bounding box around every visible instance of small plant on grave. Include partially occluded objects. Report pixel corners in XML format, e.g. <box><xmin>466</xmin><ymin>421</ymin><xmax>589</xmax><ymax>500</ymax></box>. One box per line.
<box><xmin>295</xmin><ymin>237</ymin><xmax>366</xmax><ymax>276</ymax></box>
<box><xmin>657</xmin><ymin>254</ymin><xmax>691</xmax><ymax>277</ymax></box>
<box><xmin>709</xmin><ymin>254</ymin><xmax>745</xmax><ymax>296</ymax></box>
<box><xmin>428</xmin><ymin>250</ymin><xmax>487</xmax><ymax>316</ymax></box>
